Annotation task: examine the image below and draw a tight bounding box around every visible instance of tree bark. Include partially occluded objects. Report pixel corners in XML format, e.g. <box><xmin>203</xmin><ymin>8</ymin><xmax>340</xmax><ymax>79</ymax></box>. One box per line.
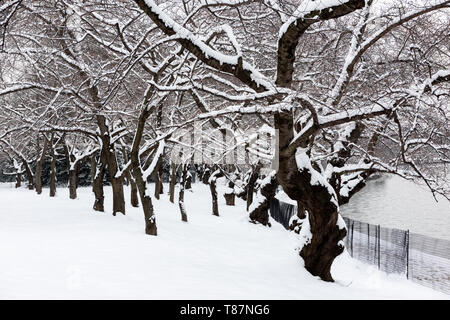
<box><xmin>277</xmin><ymin>150</ymin><xmax>346</xmax><ymax>282</ymax></box>
<box><xmin>210</xmin><ymin>178</ymin><xmax>219</xmax><ymax>216</ymax></box>
<box><xmin>68</xmin><ymin>164</ymin><xmax>79</xmax><ymax>200</ymax></box>
<box><xmin>96</xmin><ymin>115</ymin><xmax>126</xmax><ymax>215</ymax></box>
<box><xmin>169</xmin><ymin>162</ymin><xmax>176</xmax><ymax>203</ymax></box>
<box><xmin>248</xmin><ymin>173</ymin><xmax>277</xmax><ymax>226</ymax></box>
<box><xmin>35</xmin><ymin>137</ymin><xmax>48</xmax><ymax>195</ymax></box>
<box><xmin>224</xmin><ymin>180</ymin><xmax>235</xmax><ymax>206</ymax></box>
<box><xmin>22</xmin><ymin>160</ymin><xmax>34</xmax><ymax>190</ymax></box>
<box><xmin>121</xmin><ymin>148</ymin><xmax>139</xmax><ymax>207</ymax></box>
<box><xmin>201</xmin><ymin>166</ymin><xmax>210</xmax><ymax>184</ymax></box>
<box><xmin>133</xmin><ymin>168</ymin><xmax>157</xmax><ymax>235</ymax></box>
<box><xmin>153</xmin><ymin>157</ymin><xmax>163</xmax><ymax>199</ymax></box>
<box><xmin>130</xmin><ymin>107</ymin><xmax>160</xmax><ymax>236</ymax></box>
<box><xmin>49</xmin><ymin>136</ymin><xmax>57</xmax><ymax>197</ymax></box>
<box><xmin>90</xmin><ymin>155</ymin><xmax>96</xmax><ymax>186</ymax></box>
<box><xmin>246</xmin><ymin>163</ymin><xmax>262</xmax><ymax>211</ymax></box>
<box><xmin>129</xmin><ymin>178</ymin><xmax>138</xmax><ymax>207</ymax></box>
<box><xmin>92</xmin><ymin>152</ymin><xmax>106</xmax><ymax>212</ymax></box>
<box><xmin>185</xmin><ymin>170</ymin><xmax>192</xmax><ymax>189</ymax></box>
<box><xmin>178</xmin><ymin>164</ymin><xmax>188</xmax><ymax>222</ymax></box>
<box><xmin>209</xmin><ymin>169</ymin><xmax>223</xmax><ymax>216</ymax></box>
<box><xmin>15</xmin><ymin>171</ymin><xmax>22</xmax><ymax>188</ymax></box>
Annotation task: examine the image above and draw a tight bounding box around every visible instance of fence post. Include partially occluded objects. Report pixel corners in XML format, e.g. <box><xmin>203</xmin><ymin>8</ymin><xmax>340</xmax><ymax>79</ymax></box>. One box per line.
<box><xmin>377</xmin><ymin>224</ymin><xmax>381</xmax><ymax>270</ymax></box>
<box><xmin>406</xmin><ymin>229</ymin><xmax>410</xmax><ymax>279</ymax></box>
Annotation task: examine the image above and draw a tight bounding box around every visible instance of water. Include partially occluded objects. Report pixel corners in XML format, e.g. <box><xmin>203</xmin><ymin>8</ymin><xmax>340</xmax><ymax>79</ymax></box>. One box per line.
<box><xmin>341</xmin><ymin>175</ymin><xmax>450</xmax><ymax>241</ymax></box>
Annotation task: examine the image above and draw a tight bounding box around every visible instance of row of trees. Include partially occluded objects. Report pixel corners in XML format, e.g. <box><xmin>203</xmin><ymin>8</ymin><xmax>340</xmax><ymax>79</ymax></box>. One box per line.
<box><xmin>1</xmin><ymin>0</ymin><xmax>449</xmax><ymax>281</ymax></box>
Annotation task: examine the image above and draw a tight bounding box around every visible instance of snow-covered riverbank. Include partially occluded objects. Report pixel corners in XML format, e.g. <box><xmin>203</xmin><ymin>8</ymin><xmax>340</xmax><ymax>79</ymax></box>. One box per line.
<box><xmin>0</xmin><ymin>183</ymin><xmax>447</xmax><ymax>299</ymax></box>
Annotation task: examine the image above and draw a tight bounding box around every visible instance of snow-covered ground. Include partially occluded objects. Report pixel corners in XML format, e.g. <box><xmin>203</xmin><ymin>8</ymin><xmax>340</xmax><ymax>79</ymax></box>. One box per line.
<box><xmin>0</xmin><ymin>182</ymin><xmax>448</xmax><ymax>299</ymax></box>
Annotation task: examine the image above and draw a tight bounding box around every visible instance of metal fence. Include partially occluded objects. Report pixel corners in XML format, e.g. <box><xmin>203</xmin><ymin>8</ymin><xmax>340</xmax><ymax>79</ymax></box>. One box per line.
<box><xmin>269</xmin><ymin>197</ymin><xmax>297</xmax><ymax>229</ymax></box>
<box><xmin>269</xmin><ymin>198</ymin><xmax>450</xmax><ymax>295</ymax></box>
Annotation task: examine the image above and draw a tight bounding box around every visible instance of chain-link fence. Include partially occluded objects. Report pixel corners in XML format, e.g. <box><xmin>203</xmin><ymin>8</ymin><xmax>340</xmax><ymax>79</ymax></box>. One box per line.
<box><xmin>269</xmin><ymin>198</ymin><xmax>450</xmax><ymax>295</ymax></box>
<box><xmin>270</xmin><ymin>197</ymin><xmax>297</xmax><ymax>229</ymax></box>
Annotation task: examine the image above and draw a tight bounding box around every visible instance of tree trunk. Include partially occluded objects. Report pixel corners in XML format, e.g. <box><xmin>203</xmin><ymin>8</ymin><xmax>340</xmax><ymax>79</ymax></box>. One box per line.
<box><xmin>224</xmin><ymin>193</ymin><xmax>235</xmax><ymax>206</ymax></box>
<box><xmin>110</xmin><ymin>173</ymin><xmax>125</xmax><ymax>216</ymax></box>
<box><xmin>185</xmin><ymin>171</ymin><xmax>192</xmax><ymax>189</ymax></box>
<box><xmin>210</xmin><ymin>179</ymin><xmax>219</xmax><ymax>216</ymax></box>
<box><xmin>35</xmin><ymin>137</ymin><xmax>48</xmax><ymax>195</ymax></box>
<box><xmin>130</xmin><ymin>178</ymin><xmax>139</xmax><ymax>207</ymax></box>
<box><xmin>169</xmin><ymin>162</ymin><xmax>176</xmax><ymax>203</ymax></box>
<box><xmin>130</xmin><ymin>107</ymin><xmax>160</xmax><ymax>236</ymax></box>
<box><xmin>277</xmin><ymin>139</ymin><xmax>346</xmax><ymax>282</ymax></box>
<box><xmin>246</xmin><ymin>163</ymin><xmax>262</xmax><ymax>211</ymax></box>
<box><xmin>133</xmin><ymin>169</ymin><xmax>157</xmax><ymax>235</ymax></box>
<box><xmin>178</xmin><ymin>164</ymin><xmax>188</xmax><ymax>222</ymax></box>
<box><xmin>49</xmin><ymin>137</ymin><xmax>57</xmax><ymax>197</ymax></box>
<box><xmin>121</xmin><ymin>148</ymin><xmax>139</xmax><ymax>208</ymax></box>
<box><xmin>96</xmin><ymin>115</ymin><xmax>125</xmax><ymax>215</ymax></box>
<box><xmin>201</xmin><ymin>167</ymin><xmax>211</xmax><ymax>184</ymax></box>
<box><xmin>68</xmin><ymin>166</ymin><xmax>78</xmax><ymax>200</ymax></box>
<box><xmin>209</xmin><ymin>169</ymin><xmax>223</xmax><ymax>216</ymax></box>
<box><xmin>22</xmin><ymin>160</ymin><xmax>34</xmax><ymax>190</ymax></box>
<box><xmin>248</xmin><ymin>172</ymin><xmax>277</xmax><ymax>226</ymax></box>
<box><xmin>15</xmin><ymin>171</ymin><xmax>22</xmax><ymax>188</ymax></box>
<box><xmin>35</xmin><ymin>165</ymin><xmax>43</xmax><ymax>194</ymax></box>
<box><xmin>92</xmin><ymin>153</ymin><xmax>106</xmax><ymax>212</ymax></box>
<box><xmin>153</xmin><ymin>157</ymin><xmax>164</xmax><ymax>199</ymax></box>
<box><xmin>90</xmin><ymin>155</ymin><xmax>96</xmax><ymax>187</ymax></box>
<box><xmin>224</xmin><ymin>181</ymin><xmax>235</xmax><ymax>206</ymax></box>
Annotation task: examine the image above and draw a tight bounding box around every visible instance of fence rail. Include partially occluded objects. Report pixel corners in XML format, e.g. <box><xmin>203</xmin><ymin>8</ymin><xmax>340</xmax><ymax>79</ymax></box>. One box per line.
<box><xmin>269</xmin><ymin>198</ymin><xmax>450</xmax><ymax>295</ymax></box>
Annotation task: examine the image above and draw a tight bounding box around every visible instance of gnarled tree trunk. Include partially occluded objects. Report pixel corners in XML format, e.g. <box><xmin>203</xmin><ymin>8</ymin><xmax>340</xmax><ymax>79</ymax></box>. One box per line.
<box><xmin>248</xmin><ymin>172</ymin><xmax>277</xmax><ymax>226</ymax></box>
<box><xmin>277</xmin><ymin>139</ymin><xmax>346</xmax><ymax>282</ymax></box>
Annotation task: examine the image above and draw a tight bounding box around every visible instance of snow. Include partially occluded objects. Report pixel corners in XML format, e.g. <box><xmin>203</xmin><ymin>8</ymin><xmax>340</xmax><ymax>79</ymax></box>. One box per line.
<box><xmin>279</xmin><ymin>0</ymin><xmax>355</xmax><ymax>39</ymax></box>
<box><xmin>0</xmin><ymin>182</ymin><xmax>447</xmax><ymax>299</ymax></box>
<box><xmin>336</xmin><ymin>213</ymin><xmax>347</xmax><ymax>230</ymax></box>
<box><xmin>295</xmin><ymin>150</ymin><xmax>339</xmax><ymax>207</ymax></box>
<box><xmin>417</xmin><ymin>69</ymin><xmax>450</xmax><ymax>94</ymax></box>
<box><xmin>296</xmin><ymin>212</ymin><xmax>313</xmax><ymax>250</ymax></box>
<box><xmin>141</xmin><ymin>0</ymin><xmax>275</xmax><ymax>91</ymax></box>
<box><xmin>275</xmin><ymin>189</ymin><xmax>297</xmax><ymax>205</ymax></box>
<box><xmin>248</xmin><ymin>171</ymin><xmax>276</xmax><ymax>213</ymax></box>
<box><xmin>142</xmin><ymin>140</ymin><xmax>165</xmax><ymax>180</ymax></box>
